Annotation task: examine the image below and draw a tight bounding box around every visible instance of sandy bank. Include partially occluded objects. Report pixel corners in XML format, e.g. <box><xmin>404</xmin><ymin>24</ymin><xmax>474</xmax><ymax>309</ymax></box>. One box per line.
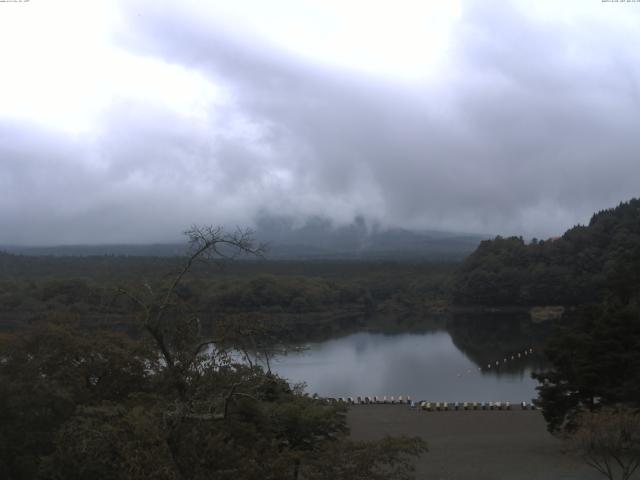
<box><xmin>347</xmin><ymin>405</ymin><xmax>610</xmax><ymax>480</ymax></box>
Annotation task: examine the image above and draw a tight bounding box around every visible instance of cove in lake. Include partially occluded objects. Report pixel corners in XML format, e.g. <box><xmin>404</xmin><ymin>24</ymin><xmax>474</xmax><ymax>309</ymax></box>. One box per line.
<box><xmin>271</xmin><ymin>319</ymin><xmax>548</xmax><ymax>403</ymax></box>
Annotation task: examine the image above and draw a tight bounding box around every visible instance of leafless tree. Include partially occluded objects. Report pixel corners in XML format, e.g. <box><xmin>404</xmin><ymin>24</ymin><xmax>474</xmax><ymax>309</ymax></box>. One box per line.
<box><xmin>117</xmin><ymin>225</ymin><xmax>264</xmax><ymax>396</ymax></box>
<box><xmin>567</xmin><ymin>407</ymin><xmax>640</xmax><ymax>480</ymax></box>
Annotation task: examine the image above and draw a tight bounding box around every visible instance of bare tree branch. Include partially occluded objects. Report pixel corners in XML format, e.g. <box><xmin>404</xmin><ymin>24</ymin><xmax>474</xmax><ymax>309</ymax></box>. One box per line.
<box><xmin>568</xmin><ymin>407</ymin><xmax>640</xmax><ymax>480</ymax></box>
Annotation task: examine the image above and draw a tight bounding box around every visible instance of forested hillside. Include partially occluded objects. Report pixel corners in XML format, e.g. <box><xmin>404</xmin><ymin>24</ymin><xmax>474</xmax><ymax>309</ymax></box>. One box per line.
<box><xmin>453</xmin><ymin>198</ymin><xmax>640</xmax><ymax>306</ymax></box>
<box><xmin>451</xmin><ymin>199</ymin><xmax>640</xmax><ymax>433</ymax></box>
<box><xmin>0</xmin><ymin>255</ymin><xmax>453</xmax><ymax>336</ymax></box>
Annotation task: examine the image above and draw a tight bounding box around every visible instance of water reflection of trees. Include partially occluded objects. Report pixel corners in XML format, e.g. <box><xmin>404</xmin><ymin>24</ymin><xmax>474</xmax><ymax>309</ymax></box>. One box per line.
<box><xmin>280</xmin><ymin>312</ymin><xmax>450</xmax><ymax>344</ymax></box>
<box><xmin>446</xmin><ymin>312</ymin><xmax>551</xmax><ymax>374</ymax></box>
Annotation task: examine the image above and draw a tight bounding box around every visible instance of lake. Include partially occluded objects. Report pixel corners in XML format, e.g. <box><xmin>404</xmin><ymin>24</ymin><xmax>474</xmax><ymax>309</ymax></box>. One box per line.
<box><xmin>271</xmin><ymin>327</ymin><xmax>545</xmax><ymax>403</ymax></box>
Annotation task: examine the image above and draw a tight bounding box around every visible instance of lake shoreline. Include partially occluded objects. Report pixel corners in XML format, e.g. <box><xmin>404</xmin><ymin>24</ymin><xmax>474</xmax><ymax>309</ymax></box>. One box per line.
<box><xmin>274</xmin><ymin>329</ymin><xmax>543</xmax><ymax>403</ymax></box>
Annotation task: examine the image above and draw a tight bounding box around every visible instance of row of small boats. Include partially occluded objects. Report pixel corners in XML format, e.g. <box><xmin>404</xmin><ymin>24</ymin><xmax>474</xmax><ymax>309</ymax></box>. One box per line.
<box><xmin>326</xmin><ymin>397</ymin><xmax>537</xmax><ymax>410</ymax></box>
<box><xmin>331</xmin><ymin>395</ymin><xmax>411</xmax><ymax>405</ymax></box>
<box><xmin>415</xmin><ymin>400</ymin><xmax>537</xmax><ymax>411</ymax></box>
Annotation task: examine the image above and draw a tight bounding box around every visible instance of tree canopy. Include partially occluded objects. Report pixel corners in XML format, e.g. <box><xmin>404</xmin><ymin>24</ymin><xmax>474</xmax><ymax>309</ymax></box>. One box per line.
<box><xmin>453</xmin><ymin>198</ymin><xmax>640</xmax><ymax>307</ymax></box>
<box><xmin>533</xmin><ymin>303</ymin><xmax>640</xmax><ymax>433</ymax></box>
<box><xmin>520</xmin><ymin>199</ymin><xmax>640</xmax><ymax>433</ymax></box>
<box><xmin>0</xmin><ymin>226</ymin><xmax>427</xmax><ymax>479</ymax></box>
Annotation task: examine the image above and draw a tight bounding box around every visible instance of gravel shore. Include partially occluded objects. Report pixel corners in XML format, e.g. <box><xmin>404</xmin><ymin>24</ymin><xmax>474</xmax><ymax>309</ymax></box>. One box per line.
<box><xmin>347</xmin><ymin>405</ymin><xmax>608</xmax><ymax>480</ymax></box>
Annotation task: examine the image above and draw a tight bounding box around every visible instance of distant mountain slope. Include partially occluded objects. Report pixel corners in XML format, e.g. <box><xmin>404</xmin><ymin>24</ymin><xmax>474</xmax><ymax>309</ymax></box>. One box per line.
<box><xmin>0</xmin><ymin>244</ymin><xmax>189</xmax><ymax>257</ymax></box>
<box><xmin>453</xmin><ymin>198</ymin><xmax>640</xmax><ymax>306</ymax></box>
<box><xmin>2</xmin><ymin>216</ymin><xmax>486</xmax><ymax>261</ymax></box>
<box><xmin>254</xmin><ymin>214</ymin><xmax>486</xmax><ymax>260</ymax></box>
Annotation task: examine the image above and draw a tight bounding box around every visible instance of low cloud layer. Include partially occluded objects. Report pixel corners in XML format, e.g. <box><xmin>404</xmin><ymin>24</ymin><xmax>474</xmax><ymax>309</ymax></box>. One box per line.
<box><xmin>1</xmin><ymin>0</ymin><xmax>639</xmax><ymax>245</ymax></box>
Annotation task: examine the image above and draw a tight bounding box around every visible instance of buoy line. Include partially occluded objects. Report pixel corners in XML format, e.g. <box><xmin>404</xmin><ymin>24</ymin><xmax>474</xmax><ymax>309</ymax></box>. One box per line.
<box><xmin>455</xmin><ymin>347</ymin><xmax>536</xmax><ymax>377</ymax></box>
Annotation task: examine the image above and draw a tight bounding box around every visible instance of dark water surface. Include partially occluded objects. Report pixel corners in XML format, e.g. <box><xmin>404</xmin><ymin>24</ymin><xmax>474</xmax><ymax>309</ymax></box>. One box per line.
<box><xmin>272</xmin><ymin>328</ymin><xmax>545</xmax><ymax>403</ymax></box>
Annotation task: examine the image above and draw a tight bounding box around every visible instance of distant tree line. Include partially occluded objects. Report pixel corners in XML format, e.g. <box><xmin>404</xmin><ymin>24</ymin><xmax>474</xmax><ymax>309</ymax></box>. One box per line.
<box><xmin>0</xmin><ymin>257</ymin><xmax>454</xmax><ymax>337</ymax></box>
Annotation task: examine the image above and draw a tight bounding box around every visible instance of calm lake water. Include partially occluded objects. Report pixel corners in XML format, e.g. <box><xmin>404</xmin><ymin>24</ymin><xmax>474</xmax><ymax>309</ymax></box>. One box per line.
<box><xmin>271</xmin><ymin>329</ymin><xmax>544</xmax><ymax>403</ymax></box>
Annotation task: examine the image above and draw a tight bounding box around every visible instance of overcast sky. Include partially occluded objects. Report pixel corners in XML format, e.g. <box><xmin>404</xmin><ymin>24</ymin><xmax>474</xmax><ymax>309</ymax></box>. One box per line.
<box><xmin>1</xmin><ymin>0</ymin><xmax>639</xmax><ymax>245</ymax></box>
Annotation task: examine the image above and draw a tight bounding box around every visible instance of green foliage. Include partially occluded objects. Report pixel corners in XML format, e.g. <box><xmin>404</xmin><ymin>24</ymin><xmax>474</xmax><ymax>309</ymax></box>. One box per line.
<box><xmin>534</xmin><ymin>304</ymin><xmax>640</xmax><ymax>433</ymax></box>
<box><xmin>1</xmin><ymin>321</ymin><xmax>424</xmax><ymax>479</ymax></box>
<box><xmin>454</xmin><ymin>199</ymin><xmax>640</xmax><ymax>435</ymax></box>
<box><xmin>0</xmin><ymin>227</ymin><xmax>427</xmax><ymax>479</ymax></box>
<box><xmin>0</xmin><ymin>324</ymin><xmax>151</xmax><ymax>479</ymax></box>
<box><xmin>45</xmin><ymin>404</ymin><xmax>178</xmax><ymax>480</ymax></box>
<box><xmin>454</xmin><ymin>198</ymin><xmax>640</xmax><ymax>306</ymax></box>
<box><xmin>0</xmin><ymin>260</ymin><xmax>455</xmax><ymax>337</ymax></box>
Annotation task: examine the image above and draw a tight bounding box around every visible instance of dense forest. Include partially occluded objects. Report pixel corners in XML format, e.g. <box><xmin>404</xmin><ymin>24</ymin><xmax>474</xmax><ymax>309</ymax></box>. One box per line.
<box><xmin>0</xmin><ymin>254</ymin><xmax>453</xmax><ymax>338</ymax></box>
<box><xmin>0</xmin><ymin>228</ymin><xmax>428</xmax><ymax>480</ymax></box>
<box><xmin>450</xmin><ymin>199</ymin><xmax>640</xmax><ymax>437</ymax></box>
<box><xmin>453</xmin><ymin>198</ymin><xmax>640</xmax><ymax>307</ymax></box>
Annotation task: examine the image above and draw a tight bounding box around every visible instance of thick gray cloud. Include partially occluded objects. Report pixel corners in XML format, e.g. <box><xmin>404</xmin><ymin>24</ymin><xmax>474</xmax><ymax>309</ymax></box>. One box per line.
<box><xmin>1</xmin><ymin>0</ymin><xmax>639</xmax><ymax>245</ymax></box>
